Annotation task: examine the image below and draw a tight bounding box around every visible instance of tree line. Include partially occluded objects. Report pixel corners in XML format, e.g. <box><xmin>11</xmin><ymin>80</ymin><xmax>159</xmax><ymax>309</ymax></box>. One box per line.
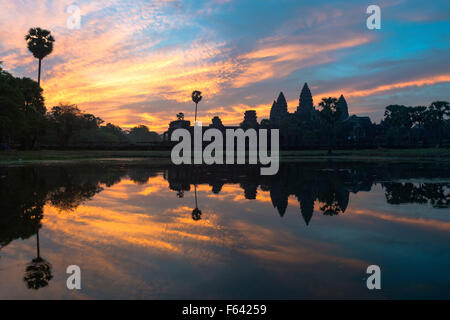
<box><xmin>379</xmin><ymin>103</ymin><xmax>450</xmax><ymax>147</ymax></box>
<box><xmin>0</xmin><ymin>63</ymin><xmax>160</xmax><ymax>149</ymax></box>
<box><xmin>1</xmin><ymin>27</ymin><xmax>161</xmax><ymax>150</ymax></box>
<box><xmin>256</xmin><ymin>97</ymin><xmax>449</xmax><ymax>151</ymax></box>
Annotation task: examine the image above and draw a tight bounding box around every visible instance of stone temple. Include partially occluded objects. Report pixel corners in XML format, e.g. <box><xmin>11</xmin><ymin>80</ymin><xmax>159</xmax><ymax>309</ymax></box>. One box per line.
<box><xmin>267</xmin><ymin>82</ymin><xmax>373</xmax><ymax>143</ymax></box>
<box><xmin>270</xmin><ymin>82</ymin><xmax>351</xmax><ymax>124</ymax></box>
<box><xmin>297</xmin><ymin>82</ymin><xmax>315</xmax><ymax>117</ymax></box>
<box><xmin>164</xmin><ymin>82</ymin><xmax>374</xmax><ymax>146</ymax></box>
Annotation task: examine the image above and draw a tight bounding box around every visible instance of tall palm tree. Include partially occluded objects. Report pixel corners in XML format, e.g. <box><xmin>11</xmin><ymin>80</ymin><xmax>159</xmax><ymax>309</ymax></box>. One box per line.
<box><xmin>25</xmin><ymin>28</ymin><xmax>55</xmax><ymax>87</ymax></box>
<box><xmin>192</xmin><ymin>91</ymin><xmax>202</xmax><ymax>122</ymax></box>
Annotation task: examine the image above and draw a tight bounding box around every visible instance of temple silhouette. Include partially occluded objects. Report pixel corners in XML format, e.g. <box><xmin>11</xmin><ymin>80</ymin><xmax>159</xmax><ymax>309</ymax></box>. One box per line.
<box><xmin>271</xmin><ymin>83</ymin><xmax>349</xmax><ymax>124</ymax></box>
<box><xmin>163</xmin><ymin>83</ymin><xmax>375</xmax><ymax>147</ymax></box>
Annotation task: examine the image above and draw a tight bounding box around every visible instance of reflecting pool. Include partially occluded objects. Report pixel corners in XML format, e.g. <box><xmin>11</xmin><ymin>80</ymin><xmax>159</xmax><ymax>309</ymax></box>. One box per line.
<box><xmin>0</xmin><ymin>160</ymin><xmax>449</xmax><ymax>299</ymax></box>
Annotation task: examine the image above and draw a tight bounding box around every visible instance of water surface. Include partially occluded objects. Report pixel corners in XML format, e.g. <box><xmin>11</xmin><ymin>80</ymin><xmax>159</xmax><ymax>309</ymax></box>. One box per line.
<box><xmin>0</xmin><ymin>161</ymin><xmax>449</xmax><ymax>299</ymax></box>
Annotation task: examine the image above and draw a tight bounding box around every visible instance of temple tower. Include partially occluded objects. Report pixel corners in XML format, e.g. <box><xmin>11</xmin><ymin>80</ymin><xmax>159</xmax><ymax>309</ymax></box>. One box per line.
<box><xmin>270</xmin><ymin>92</ymin><xmax>289</xmax><ymax>125</ymax></box>
<box><xmin>336</xmin><ymin>94</ymin><xmax>349</xmax><ymax>121</ymax></box>
<box><xmin>296</xmin><ymin>83</ymin><xmax>314</xmax><ymax>115</ymax></box>
<box><xmin>243</xmin><ymin>110</ymin><xmax>258</xmax><ymax>128</ymax></box>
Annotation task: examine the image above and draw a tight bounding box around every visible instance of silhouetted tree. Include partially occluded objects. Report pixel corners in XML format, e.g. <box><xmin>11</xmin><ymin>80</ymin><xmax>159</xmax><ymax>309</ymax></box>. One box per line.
<box><xmin>25</xmin><ymin>28</ymin><xmax>55</xmax><ymax>86</ymax></box>
<box><xmin>425</xmin><ymin>101</ymin><xmax>450</xmax><ymax>146</ymax></box>
<box><xmin>411</xmin><ymin>106</ymin><xmax>427</xmax><ymax>128</ymax></box>
<box><xmin>47</xmin><ymin>104</ymin><xmax>103</xmax><ymax>147</ymax></box>
<box><xmin>384</xmin><ymin>105</ymin><xmax>414</xmax><ymax>128</ymax></box>
<box><xmin>319</xmin><ymin>97</ymin><xmax>341</xmax><ymax>155</ymax></box>
<box><xmin>192</xmin><ymin>91</ymin><xmax>202</xmax><ymax>122</ymax></box>
<box><xmin>128</xmin><ymin>125</ymin><xmax>161</xmax><ymax>143</ymax></box>
<box><xmin>17</xmin><ymin>77</ymin><xmax>47</xmax><ymax>148</ymax></box>
<box><xmin>0</xmin><ymin>67</ymin><xmax>23</xmax><ymax>144</ymax></box>
<box><xmin>99</xmin><ymin>123</ymin><xmax>129</xmax><ymax>143</ymax></box>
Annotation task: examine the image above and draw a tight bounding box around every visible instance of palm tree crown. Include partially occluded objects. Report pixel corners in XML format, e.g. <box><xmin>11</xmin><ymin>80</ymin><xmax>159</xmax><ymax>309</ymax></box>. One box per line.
<box><xmin>25</xmin><ymin>28</ymin><xmax>55</xmax><ymax>60</ymax></box>
<box><xmin>25</xmin><ymin>27</ymin><xmax>55</xmax><ymax>86</ymax></box>
<box><xmin>192</xmin><ymin>91</ymin><xmax>202</xmax><ymax>104</ymax></box>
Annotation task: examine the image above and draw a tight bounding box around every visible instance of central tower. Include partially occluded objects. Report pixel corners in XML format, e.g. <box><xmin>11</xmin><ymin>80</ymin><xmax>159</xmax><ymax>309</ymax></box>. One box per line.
<box><xmin>296</xmin><ymin>83</ymin><xmax>314</xmax><ymax>115</ymax></box>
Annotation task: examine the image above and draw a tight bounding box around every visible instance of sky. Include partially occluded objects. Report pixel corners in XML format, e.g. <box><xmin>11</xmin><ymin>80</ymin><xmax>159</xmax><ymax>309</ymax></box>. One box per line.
<box><xmin>0</xmin><ymin>0</ymin><xmax>449</xmax><ymax>133</ymax></box>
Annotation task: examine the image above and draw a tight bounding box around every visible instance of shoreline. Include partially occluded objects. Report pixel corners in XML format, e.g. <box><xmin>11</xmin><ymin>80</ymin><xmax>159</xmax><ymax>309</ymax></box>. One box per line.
<box><xmin>1</xmin><ymin>148</ymin><xmax>450</xmax><ymax>165</ymax></box>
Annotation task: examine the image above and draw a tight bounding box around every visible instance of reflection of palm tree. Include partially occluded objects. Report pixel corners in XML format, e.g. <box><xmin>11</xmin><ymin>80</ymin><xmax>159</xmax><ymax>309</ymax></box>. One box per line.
<box><xmin>320</xmin><ymin>200</ymin><xmax>342</xmax><ymax>216</ymax></box>
<box><xmin>176</xmin><ymin>190</ymin><xmax>185</xmax><ymax>198</ymax></box>
<box><xmin>191</xmin><ymin>184</ymin><xmax>202</xmax><ymax>221</ymax></box>
<box><xmin>23</xmin><ymin>229</ymin><xmax>53</xmax><ymax>290</ymax></box>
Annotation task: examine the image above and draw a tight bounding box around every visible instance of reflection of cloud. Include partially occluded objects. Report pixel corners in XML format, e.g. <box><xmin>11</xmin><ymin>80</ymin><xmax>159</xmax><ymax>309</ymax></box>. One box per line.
<box><xmin>42</xmin><ymin>177</ymin><xmax>236</xmax><ymax>265</ymax></box>
<box><xmin>44</xmin><ymin>203</ymin><xmax>220</xmax><ymax>255</ymax></box>
<box><xmin>231</xmin><ymin>220</ymin><xmax>366</xmax><ymax>268</ymax></box>
<box><xmin>351</xmin><ymin>208</ymin><xmax>450</xmax><ymax>232</ymax></box>
<box><xmin>42</xmin><ymin>175</ymin><xmax>368</xmax><ymax>271</ymax></box>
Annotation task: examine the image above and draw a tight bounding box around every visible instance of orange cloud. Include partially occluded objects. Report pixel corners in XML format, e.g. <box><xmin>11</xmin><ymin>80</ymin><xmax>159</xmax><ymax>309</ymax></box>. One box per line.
<box><xmin>233</xmin><ymin>37</ymin><xmax>370</xmax><ymax>88</ymax></box>
<box><xmin>317</xmin><ymin>74</ymin><xmax>450</xmax><ymax>100</ymax></box>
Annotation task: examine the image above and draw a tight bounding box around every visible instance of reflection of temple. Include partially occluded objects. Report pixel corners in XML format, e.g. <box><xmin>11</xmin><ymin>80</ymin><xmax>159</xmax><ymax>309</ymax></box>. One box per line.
<box><xmin>164</xmin><ymin>163</ymin><xmax>375</xmax><ymax>225</ymax></box>
<box><xmin>163</xmin><ymin>162</ymin><xmax>450</xmax><ymax>225</ymax></box>
<box><xmin>1</xmin><ymin>162</ymin><xmax>448</xmax><ymax>290</ymax></box>
<box><xmin>1</xmin><ymin>162</ymin><xmax>449</xmax><ymax>248</ymax></box>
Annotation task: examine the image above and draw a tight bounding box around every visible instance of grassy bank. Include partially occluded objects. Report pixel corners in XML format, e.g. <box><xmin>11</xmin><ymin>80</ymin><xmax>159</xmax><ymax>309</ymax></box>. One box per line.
<box><xmin>281</xmin><ymin>148</ymin><xmax>450</xmax><ymax>160</ymax></box>
<box><xmin>1</xmin><ymin>148</ymin><xmax>450</xmax><ymax>164</ymax></box>
<box><xmin>0</xmin><ymin>150</ymin><xmax>171</xmax><ymax>163</ymax></box>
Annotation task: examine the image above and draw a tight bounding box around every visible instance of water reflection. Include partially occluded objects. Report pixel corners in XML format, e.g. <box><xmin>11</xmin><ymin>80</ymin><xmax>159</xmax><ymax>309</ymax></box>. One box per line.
<box><xmin>23</xmin><ymin>229</ymin><xmax>53</xmax><ymax>290</ymax></box>
<box><xmin>164</xmin><ymin>163</ymin><xmax>449</xmax><ymax>224</ymax></box>
<box><xmin>384</xmin><ymin>182</ymin><xmax>450</xmax><ymax>208</ymax></box>
<box><xmin>192</xmin><ymin>184</ymin><xmax>202</xmax><ymax>221</ymax></box>
<box><xmin>0</xmin><ymin>161</ymin><xmax>449</xmax><ymax>298</ymax></box>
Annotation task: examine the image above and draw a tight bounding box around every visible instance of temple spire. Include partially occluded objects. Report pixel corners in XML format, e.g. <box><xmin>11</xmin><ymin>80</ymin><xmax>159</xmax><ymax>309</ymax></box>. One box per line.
<box><xmin>276</xmin><ymin>92</ymin><xmax>288</xmax><ymax>113</ymax></box>
<box><xmin>297</xmin><ymin>82</ymin><xmax>314</xmax><ymax>114</ymax></box>
<box><xmin>270</xmin><ymin>92</ymin><xmax>289</xmax><ymax>125</ymax></box>
<box><xmin>337</xmin><ymin>94</ymin><xmax>349</xmax><ymax>121</ymax></box>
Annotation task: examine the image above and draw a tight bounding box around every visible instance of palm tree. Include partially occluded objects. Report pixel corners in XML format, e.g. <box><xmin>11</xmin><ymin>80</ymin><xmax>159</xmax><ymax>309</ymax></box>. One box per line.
<box><xmin>25</xmin><ymin>28</ymin><xmax>55</xmax><ymax>87</ymax></box>
<box><xmin>192</xmin><ymin>91</ymin><xmax>202</xmax><ymax>122</ymax></box>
